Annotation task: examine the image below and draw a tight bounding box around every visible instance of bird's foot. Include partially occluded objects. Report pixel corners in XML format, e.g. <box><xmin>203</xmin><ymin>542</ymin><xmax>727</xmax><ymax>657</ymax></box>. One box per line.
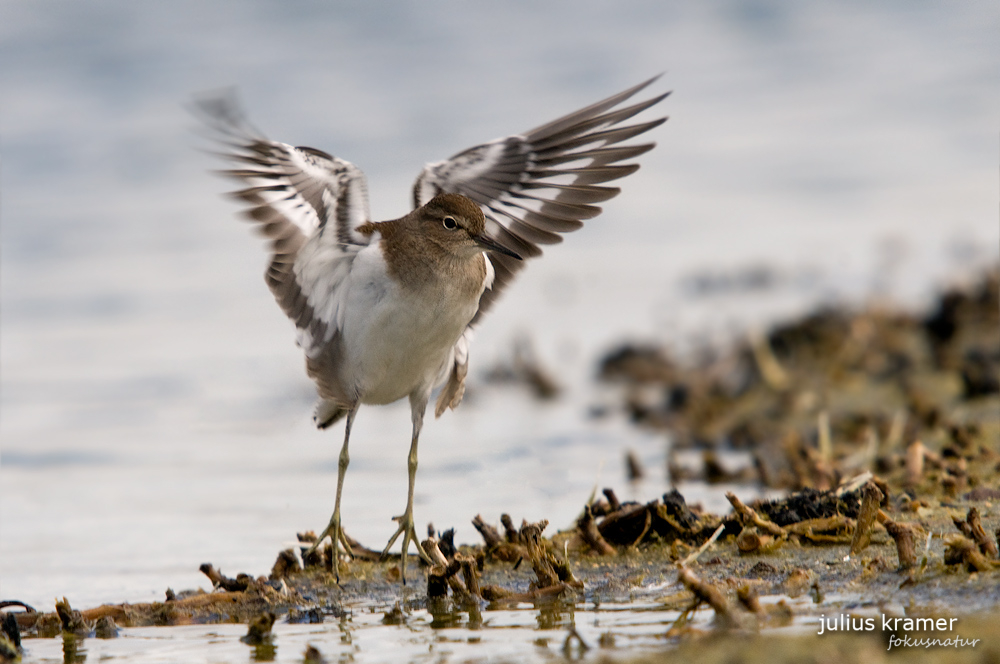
<box><xmin>381</xmin><ymin>510</ymin><xmax>432</xmax><ymax>585</ymax></box>
<box><xmin>309</xmin><ymin>513</ymin><xmax>354</xmax><ymax>583</ymax></box>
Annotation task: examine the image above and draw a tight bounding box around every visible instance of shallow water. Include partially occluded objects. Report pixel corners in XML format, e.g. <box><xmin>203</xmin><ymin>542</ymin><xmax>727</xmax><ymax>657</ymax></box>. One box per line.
<box><xmin>17</xmin><ymin>597</ymin><xmax>829</xmax><ymax>664</ymax></box>
<box><xmin>1</xmin><ymin>1</ymin><xmax>998</xmax><ymax>661</ymax></box>
<box><xmin>16</xmin><ymin>604</ymin><xmax>673</xmax><ymax>663</ymax></box>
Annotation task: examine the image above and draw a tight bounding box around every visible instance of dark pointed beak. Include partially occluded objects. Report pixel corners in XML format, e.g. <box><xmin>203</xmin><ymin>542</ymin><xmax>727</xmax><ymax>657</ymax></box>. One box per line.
<box><xmin>473</xmin><ymin>233</ymin><xmax>522</xmax><ymax>261</ymax></box>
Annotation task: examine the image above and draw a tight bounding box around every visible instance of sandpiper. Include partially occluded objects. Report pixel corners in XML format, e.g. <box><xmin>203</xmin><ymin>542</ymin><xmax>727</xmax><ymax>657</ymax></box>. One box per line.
<box><xmin>195</xmin><ymin>76</ymin><xmax>668</xmax><ymax>582</ymax></box>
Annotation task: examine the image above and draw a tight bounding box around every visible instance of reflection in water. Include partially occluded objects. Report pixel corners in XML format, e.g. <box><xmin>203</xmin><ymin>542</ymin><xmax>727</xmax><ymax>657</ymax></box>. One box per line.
<box><xmin>426</xmin><ymin>597</ymin><xmax>484</xmax><ymax>630</ymax></box>
<box><xmin>250</xmin><ymin>640</ymin><xmax>276</xmax><ymax>662</ymax></box>
<box><xmin>426</xmin><ymin>598</ymin><xmax>461</xmax><ymax>630</ymax></box>
<box><xmin>62</xmin><ymin>634</ymin><xmax>86</xmax><ymax>663</ymax></box>
<box><xmin>536</xmin><ymin>600</ymin><xmax>575</xmax><ymax>631</ymax></box>
<box><xmin>16</xmin><ymin>597</ymin><xmax>819</xmax><ymax>664</ymax></box>
<box><xmin>338</xmin><ymin>613</ymin><xmax>352</xmax><ymax>645</ymax></box>
<box><xmin>467</xmin><ymin>603</ymin><xmax>483</xmax><ymax>632</ymax></box>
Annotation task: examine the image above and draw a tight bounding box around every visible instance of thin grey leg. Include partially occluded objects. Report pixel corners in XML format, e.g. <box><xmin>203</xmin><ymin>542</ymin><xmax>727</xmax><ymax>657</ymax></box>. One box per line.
<box><xmin>311</xmin><ymin>405</ymin><xmax>357</xmax><ymax>582</ymax></box>
<box><xmin>382</xmin><ymin>397</ymin><xmax>432</xmax><ymax>583</ymax></box>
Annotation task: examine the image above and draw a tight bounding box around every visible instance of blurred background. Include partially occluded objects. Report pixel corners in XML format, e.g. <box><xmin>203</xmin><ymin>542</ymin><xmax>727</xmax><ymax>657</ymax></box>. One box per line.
<box><xmin>1</xmin><ymin>1</ymin><xmax>997</xmax><ymax>609</ymax></box>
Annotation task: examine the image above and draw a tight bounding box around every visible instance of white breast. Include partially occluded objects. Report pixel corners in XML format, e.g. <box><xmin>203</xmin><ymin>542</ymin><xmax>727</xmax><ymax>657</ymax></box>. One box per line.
<box><xmin>337</xmin><ymin>243</ymin><xmax>486</xmax><ymax>405</ymax></box>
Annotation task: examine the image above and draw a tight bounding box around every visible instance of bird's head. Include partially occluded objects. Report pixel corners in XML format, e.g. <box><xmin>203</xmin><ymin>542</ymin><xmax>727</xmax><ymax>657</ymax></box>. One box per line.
<box><xmin>419</xmin><ymin>193</ymin><xmax>521</xmax><ymax>260</ymax></box>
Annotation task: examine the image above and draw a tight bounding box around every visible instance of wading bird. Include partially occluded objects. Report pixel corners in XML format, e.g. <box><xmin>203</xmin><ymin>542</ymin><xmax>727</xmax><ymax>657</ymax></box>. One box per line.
<box><xmin>196</xmin><ymin>76</ymin><xmax>668</xmax><ymax>582</ymax></box>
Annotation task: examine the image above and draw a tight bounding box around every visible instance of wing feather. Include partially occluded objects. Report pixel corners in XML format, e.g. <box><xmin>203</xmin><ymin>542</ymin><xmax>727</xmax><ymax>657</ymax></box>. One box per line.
<box><xmin>411</xmin><ymin>76</ymin><xmax>669</xmax><ymax>323</ymax></box>
<box><xmin>195</xmin><ymin>80</ymin><xmax>667</xmax><ymax>416</ymax></box>
<box><xmin>193</xmin><ymin>92</ymin><xmax>373</xmax><ymax>363</ymax></box>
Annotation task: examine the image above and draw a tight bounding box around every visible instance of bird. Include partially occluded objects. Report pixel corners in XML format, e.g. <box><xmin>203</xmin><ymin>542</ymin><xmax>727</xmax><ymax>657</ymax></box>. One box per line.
<box><xmin>194</xmin><ymin>75</ymin><xmax>669</xmax><ymax>582</ymax></box>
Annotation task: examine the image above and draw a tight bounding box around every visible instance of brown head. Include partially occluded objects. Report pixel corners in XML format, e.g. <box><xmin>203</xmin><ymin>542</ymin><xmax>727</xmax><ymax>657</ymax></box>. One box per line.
<box><xmin>413</xmin><ymin>193</ymin><xmax>521</xmax><ymax>260</ymax></box>
<box><xmin>357</xmin><ymin>193</ymin><xmax>521</xmax><ymax>291</ymax></box>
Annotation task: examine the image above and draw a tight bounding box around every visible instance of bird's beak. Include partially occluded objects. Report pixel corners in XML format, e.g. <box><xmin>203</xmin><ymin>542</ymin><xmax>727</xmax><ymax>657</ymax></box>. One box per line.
<box><xmin>473</xmin><ymin>233</ymin><xmax>522</xmax><ymax>261</ymax></box>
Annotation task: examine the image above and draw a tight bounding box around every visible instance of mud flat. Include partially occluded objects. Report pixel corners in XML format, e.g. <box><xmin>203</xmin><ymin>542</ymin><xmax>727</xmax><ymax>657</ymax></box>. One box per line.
<box><xmin>3</xmin><ymin>268</ymin><xmax>997</xmax><ymax>663</ymax></box>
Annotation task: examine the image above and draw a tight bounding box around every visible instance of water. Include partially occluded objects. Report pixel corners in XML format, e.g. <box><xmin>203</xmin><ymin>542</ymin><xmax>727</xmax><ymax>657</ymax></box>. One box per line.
<box><xmin>8</xmin><ymin>601</ymin><xmax>735</xmax><ymax>663</ymax></box>
<box><xmin>1</xmin><ymin>2</ymin><xmax>998</xmax><ymax>661</ymax></box>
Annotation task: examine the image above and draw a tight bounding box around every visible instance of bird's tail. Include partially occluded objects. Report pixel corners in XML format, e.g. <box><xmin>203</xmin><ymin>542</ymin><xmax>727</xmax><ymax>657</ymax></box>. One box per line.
<box><xmin>313</xmin><ymin>400</ymin><xmax>348</xmax><ymax>429</ymax></box>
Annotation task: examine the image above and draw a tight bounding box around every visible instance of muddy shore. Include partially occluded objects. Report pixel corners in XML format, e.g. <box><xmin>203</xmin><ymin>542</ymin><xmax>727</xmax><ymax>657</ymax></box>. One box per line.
<box><xmin>3</xmin><ymin>268</ymin><xmax>997</xmax><ymax>662</ymax></box>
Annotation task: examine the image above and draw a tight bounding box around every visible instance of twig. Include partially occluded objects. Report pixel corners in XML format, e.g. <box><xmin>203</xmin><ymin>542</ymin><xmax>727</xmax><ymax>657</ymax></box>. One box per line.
<box><xmin>576</xmin><ymin>504</ymin><xmax>616</xmax><ymax>556</ymax></box>
<box><xmin>679</xmin><ymin>524</ymin><xmax>725</xmax><ymax>567</ymax></box>
<box><xmin>725</xmin><ymin>493</ymin><xmax>786</xmax><ymax>538</ymax></box>
<box><xmin>967</xmin><ymin>507</ymin><xmax>999</xmax><ymax>559</ymax></box>
<box><xmin>847</xmin><ymin>481</ymin><xmax>884</xmax><ymax>558</ymax></box>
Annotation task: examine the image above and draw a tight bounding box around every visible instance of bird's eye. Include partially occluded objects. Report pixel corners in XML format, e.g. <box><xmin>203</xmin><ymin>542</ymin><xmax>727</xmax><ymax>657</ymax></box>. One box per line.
<box><xmin>442</xmin><ymin>216</ymin><xmax>458</xmax><ymax>230</ymax></box>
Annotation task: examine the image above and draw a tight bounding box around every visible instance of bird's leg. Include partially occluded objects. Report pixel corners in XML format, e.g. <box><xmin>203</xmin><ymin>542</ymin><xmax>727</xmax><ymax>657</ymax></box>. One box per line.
<box><xmin>382</xmin><ymin>396</ymin><xmax>433</xmax><ymax>583</ymax></box>
<box><xmin>310</xmin><ymin>405</ymin><xmax>357</xmax><ymax>583</ymax></box>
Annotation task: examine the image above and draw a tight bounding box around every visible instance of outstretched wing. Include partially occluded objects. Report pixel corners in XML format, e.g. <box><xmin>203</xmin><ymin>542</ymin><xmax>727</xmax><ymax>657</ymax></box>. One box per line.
<box><xmin>412</xmin><ymin>75</ymin><xmax>669</xmax><ymax>324</ymax></box>
<box><xmin>193</xmin><ymin>92</ymin><xmax>372</xmax><ymax>357</ymax></box>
